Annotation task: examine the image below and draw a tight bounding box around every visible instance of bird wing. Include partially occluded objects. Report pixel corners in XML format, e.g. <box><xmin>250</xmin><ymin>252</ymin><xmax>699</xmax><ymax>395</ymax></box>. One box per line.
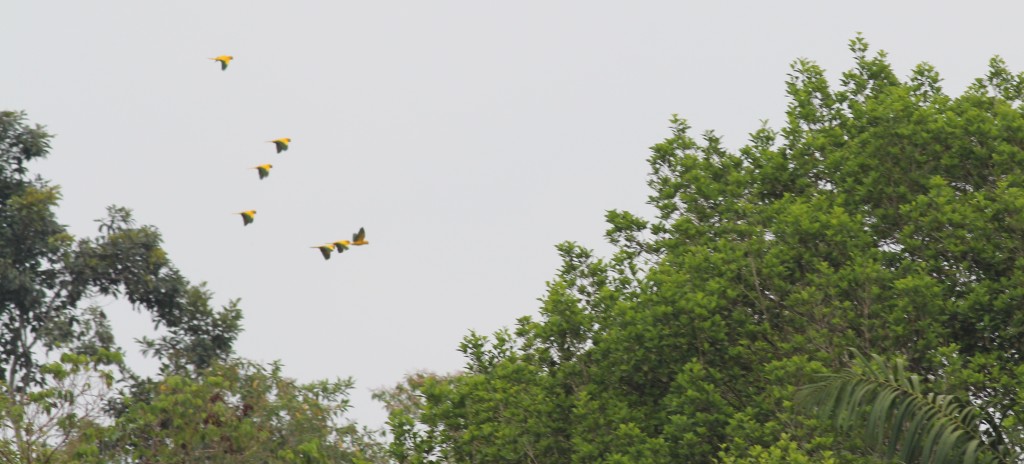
<box><xmin>319</xmin><ymin>246</ymin><xmax>333</xmax><ymax>260</ymax></box>
<box><xmin>353</xmin><ymin>227</ymin><xmax>366</xmax><ymax>242</ymax></box>
<box><xmin>257</xmin><ymin>167</ymin><xmax>269</xmax><ymax>179</ymax></box>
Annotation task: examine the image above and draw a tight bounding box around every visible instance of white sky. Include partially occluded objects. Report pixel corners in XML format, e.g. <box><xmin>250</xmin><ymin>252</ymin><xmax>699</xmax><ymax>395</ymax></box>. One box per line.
<box><xmin>4</xmin><ymin>1</ymin><xmax>1023</xmax><ymax>428</ymax></box>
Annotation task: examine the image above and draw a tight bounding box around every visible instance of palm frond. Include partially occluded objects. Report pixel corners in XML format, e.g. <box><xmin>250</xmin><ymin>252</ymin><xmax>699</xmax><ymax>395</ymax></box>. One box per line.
<box><xmin>796</xmin><ymin>350</ymin><xmax>1015</xmax><ymax>464</ymax></box>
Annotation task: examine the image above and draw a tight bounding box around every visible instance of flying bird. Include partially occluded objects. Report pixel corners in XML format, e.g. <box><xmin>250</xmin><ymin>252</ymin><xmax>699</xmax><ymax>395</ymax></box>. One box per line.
<box><xmin>351</xmin><ymin>227</ymin><xmax>369</xmax><ymax>246</ymax></box>
<box><xmin>210</xmin><ymin>55</ymin><xmax>233</xmax><ymax>71</ymax></box>
<box><xmin>268</xmin><ymin>138</ymin><xmax>291</xmax><ymax>153</ymax></box>
<box><xmin>252</xmin><ymin>164</ymin><xmax>273</xmax><ymax>180</ymax></box>
<box><xmin>312</xmin><ymin>243</ymin><xmax>335</xmax><ymax>260</ymax></box>
<box><xmin>332</xmin><ymin>240</ymin><xmax>351</xmax><ymax>253</ymax></box>
<box><xmin>236</xmin><ymin>210</ymin><xmax>256</xmax><ymax>226</ymax></box>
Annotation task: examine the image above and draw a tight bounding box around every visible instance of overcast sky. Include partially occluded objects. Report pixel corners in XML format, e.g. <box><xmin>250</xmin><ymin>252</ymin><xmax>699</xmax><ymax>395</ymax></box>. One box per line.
<box><xmin>4</xmin><ymin>1</ymin><xmax>1023</xmax><ymax>428</ymax></box>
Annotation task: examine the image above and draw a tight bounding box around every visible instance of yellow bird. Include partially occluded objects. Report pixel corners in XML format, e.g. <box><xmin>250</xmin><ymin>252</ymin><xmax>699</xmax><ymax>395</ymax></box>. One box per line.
<box><xmin>237</xmin><ymin>210</ymin><xmax>256</xmax><ymax>226</ymax></box>
<box><xmin>210</xmin><ymin>55</ymin><xmax>233</xmax><ymax>71</ymax></box>
<box><xmin>312</xmin><ymin>243</ymin><xmax>335</xmax><ymax>260</ymax></box>
<box><xmin>332</xmin><ymin>240</ymin><xmax>351</xmax><ymax>253</ymax></box>
<box><xmin>252</xmin><ymin>164</ymin><xmax>273</xmax><ymax>180</ymax></box>
<box><xmin>351</xmin><ymin>227</ymin><xmax>369</xmax><ymax>246</ymax></box>
<box><xmin>268</xmin><ymin>138</ymin><xmax>291</xmax><ymax>154</ymax></box>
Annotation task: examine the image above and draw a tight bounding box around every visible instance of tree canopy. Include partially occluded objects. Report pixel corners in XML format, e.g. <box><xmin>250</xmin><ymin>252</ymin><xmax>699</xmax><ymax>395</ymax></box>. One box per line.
<box><xmin>377</xmin><ymin>36</ymin><xmax>1024</xmax><ymax>463</ymax></box>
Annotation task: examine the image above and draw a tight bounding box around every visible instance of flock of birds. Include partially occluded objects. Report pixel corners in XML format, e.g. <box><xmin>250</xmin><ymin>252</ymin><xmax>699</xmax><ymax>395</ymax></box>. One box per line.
<box><xmin>211</xmin><ymin>55</ymin><xmax>369</xmax><ymax>261</ymax></box>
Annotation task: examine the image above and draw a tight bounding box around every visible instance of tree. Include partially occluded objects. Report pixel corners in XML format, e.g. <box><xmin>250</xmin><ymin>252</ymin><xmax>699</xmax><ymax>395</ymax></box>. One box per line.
<box><xmin>0</xmin><ymin>110</ymin><xmax>240</xmax><ymax>461</ymax></box>
<box><xmin>382</xmin><ymin>36</ymin><xmax>1024</xmax><ymax>462</ymax></box>
<box><xmin>1</xmin><ymin>109</ymin><xmax>388</xmax><ymax>462</ymax></box>
<box><xmin>96</xmin><ymin>359</ymin><xmax>386</xmax><ymax>464</ymax></box>
<box><xmin>0</xmin><ymin>111</ymin><xmax>241</xmax><ymax>387</ymax></box>
<box><xmin>0</xmin><ymin>351</ymin><xmax>119</xmax><ymax>464</ymax></box>
<box><xmin>373</xmin><ymin>370</ymin><xmax>455</xmax><ymax>464</ymax></box>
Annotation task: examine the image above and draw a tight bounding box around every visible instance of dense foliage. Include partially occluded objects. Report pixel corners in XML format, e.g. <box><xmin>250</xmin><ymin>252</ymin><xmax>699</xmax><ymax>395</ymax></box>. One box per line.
<box><xmin>378</xmin><ymin>37</ymin><xmax>1024</xmax><ymax>463</ymax></box>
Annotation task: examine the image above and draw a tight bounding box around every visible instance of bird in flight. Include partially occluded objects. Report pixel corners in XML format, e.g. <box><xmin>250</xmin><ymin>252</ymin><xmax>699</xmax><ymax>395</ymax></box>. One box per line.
<box><xmin>351</xmin><ymin>227</ymin><xmax>369</xmax><ymax>246</ymax></box>
<box><xmin>237</xmin><ymin>210</ymin><xmax>256</xmax><ymax>226</ymax></box>
<box><xmin>210</xmin><ymin>55</ymin><xmax>233</xmax><ymax>71</ymax></box>
<box><xmin>332</xmin><ymin>240</ymin><xmax>351</xmax><ymax>253</ymax></box>
<box><xmin>312</xmin><ymin>243</ymin><xmax>336</xmax><ymax>260</ymax></box>
<box><xmin>269</xmin><ymin>138</ymin><xmax>291</xmax><ymax>153</ymax></box>
<box><xmin>252</xmin><ymin>164</ymin><xmax>273</xmax><ymax>180</ymax></box>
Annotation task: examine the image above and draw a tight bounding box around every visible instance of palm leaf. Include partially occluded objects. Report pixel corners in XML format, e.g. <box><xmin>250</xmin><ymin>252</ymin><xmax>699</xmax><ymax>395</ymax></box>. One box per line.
<box><xmin>796</xmin><ymin>350</ymin><xmax>1015</xmax><ymax>464</ymax></box>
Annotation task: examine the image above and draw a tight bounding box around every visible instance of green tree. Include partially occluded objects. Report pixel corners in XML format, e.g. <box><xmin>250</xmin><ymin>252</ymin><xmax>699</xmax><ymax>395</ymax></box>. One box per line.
<box><xmin>0</xmin><ymin>351</ymin><xmax>119</xmax><ymax>464</ymax></box>
<box><xmin>1</xmin><ymin>109</ymin><xmax>388</xmax><ymax>462</ymax></box>
<box><xmin>383</xmin><ymin>36</ymin><xmax>1024</xmax><ymax>463</ymax></box>
<box><xmin>96</xmin><ymin>359</ymin><xmax>385</xmax><ymax>464</ymax></box>
<box><xmin>0</xmin><ymin>111</ymin><xmax>242</xmax><ymax>461</ymax></box>
<box><xmin>373</xmin><ymin>371</ymin><xmax>455</xmax><ymax>464</ymax></box>
<box><xmin>0</xmin><ymin>111</ymin><xmax>241</xmax><ymax>390</ymax></box>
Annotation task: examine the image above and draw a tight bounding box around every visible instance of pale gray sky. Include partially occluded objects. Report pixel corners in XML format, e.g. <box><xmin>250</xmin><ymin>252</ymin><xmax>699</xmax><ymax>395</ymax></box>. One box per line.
<box><xmin>4</xmin><ymin>1</ymin><xmax>1022</xmax><ymax>428</ymax></box>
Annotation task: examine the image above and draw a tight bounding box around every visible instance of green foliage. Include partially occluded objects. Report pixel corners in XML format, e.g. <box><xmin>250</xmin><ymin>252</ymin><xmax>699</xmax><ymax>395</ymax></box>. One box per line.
<box><xmin>96</xmin><ymin>359</ymin><xmax>384</xmax><ymax>464</ymax></box>
<box><xmin>0</xmin><ymin>110</ymin><xmax>386</xmax><ymax>463</ymax></box>
<box><xmin>0</xmin><ymin>110</ymin><xmax>51</xmax><ymax>179</ymax></box>
<box><xmin>798</xmin><ymin>350</ymin><xmax>1018</xmax><ymax>464</ymax></box>
<box><xmin>137</xmin><ymin>282</ymin><xmax>243</xmax><ymax>374</ymax></box>
<box><xmin>382</xmin><ymin>36</ymin><xmax>1024</xmax><ymax>463</ymax></box>
<box><xmin>717</xmin><ymin>434</ymin><xmax>838</xmax><ymax>464</ymax></box>
<box><xmin>1</xmin><ymin>111</ymin><xmax>247</xmax><ymax>462</ymax></box>
<box><xmin>0</xmin><ymin>351</ymin><xmax>118</xmax><ymax>464</ymax></box>
<box><xmin>1</xmin><ymin>111</ymin><xmax>241</xmax><ymax>392</ymax></box>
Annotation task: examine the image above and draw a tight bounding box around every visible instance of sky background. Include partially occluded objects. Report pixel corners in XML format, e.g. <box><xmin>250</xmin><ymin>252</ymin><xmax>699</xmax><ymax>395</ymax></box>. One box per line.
<box><xmin>4</xmin><ymin>1</ymin><xmax>1023</xmax><ymax>428</ymax></box>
